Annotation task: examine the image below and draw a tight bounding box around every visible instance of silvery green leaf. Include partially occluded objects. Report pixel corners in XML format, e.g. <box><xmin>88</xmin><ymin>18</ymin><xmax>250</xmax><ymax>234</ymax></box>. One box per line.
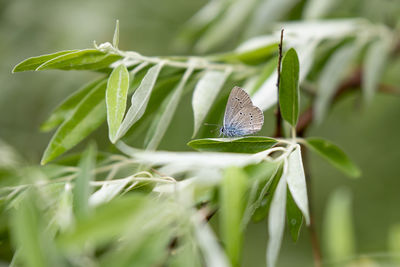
<box><xmin>303</xmin><ymin>0</ymin><xmax>338</xmax><ymax>19</ymax></box>
<box><xmin>314</xmin><ymin>42</ymin><xmax>360</xmax><ymax>124</ymax></box>
<box><xmin>244</xmin><ymin>0</ymin><xmax>300</xmax><ymax>38</ymax></box>
<box><xmin>117</xmin><ymin>141</ymin><xmax>275</xmax><ymax>169</ymax></box>
<box><xmin>145</xmin><ymin>65</ymin><xmax>194</xmax><ymax>150</ymax></box>
<box><xmin>192</xmin><ymin>213</ymin><xmax>230</xmax><ymax>267</ymax></box>
<box><xmin>89</xmin><ymin>178</ymin><xmax>131</xmax><ymax>206</ymax></box>
<box><xmin>285</xmin><ymin>145</ymin><xmax>310</xmax><ymax>225</ymax></box>
<box><xmin>279</xmin><ymin>19</ymin><xmax>361</xmax><ymax>41</ymax></box>
<box><xmin>116</xmin><ymin>63</ymin><xmax>164</xmax><ymax>140</ymax></box>
<box><xmin>192</xmin><ymin>69</ymin><xmax>231</xmax><ymax>137</ymax></box>
<box><xmin>113</xmin><ymin>20</ymin><xmax>119</xmax><ymax>48</ymax></box>
<box><xmin>362</xmin><ymin>37</ymin><xmax>391</xmax><ymax>103</ymax></box>
<box><xmin>267</xmin><ymin>173</ymin><xmax>287</xmax><ymax>267</ymax></box>
<box><xmin>195</xmin><ymin>0</ymin><xmax>258</xmax><ymax>52</ymax></box>
<box><xmin>73</xmin><ymin>143</ymin><xmax>96</xmax><ymax>219</ymax></box>
<box><xmin>220</xmin><ymin>167</ymin><xmax>247</xmax><ymax>266</ymax></box>
<box><xmin>252</xmin><ymin>70</ymin><xmax>278</xmax><ymax>111</ymax></box>
<box><xmin>106</xmin><ymin>64</ymin><xmax>130</xmax><ymax>142</ymax></box>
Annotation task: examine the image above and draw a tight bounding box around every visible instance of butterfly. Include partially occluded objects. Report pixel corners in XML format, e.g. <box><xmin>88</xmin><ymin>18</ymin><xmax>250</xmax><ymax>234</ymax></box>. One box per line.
<box><xmin>220</xmin><ymin>86</ymin><xmax>264</xmax><ymax>137</ymax></box>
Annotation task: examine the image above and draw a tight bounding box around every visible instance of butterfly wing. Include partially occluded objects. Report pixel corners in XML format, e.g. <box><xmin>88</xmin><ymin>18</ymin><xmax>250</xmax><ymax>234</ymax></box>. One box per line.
<box><xmin>223</xmin><ymin>86</ymin><xmax>253</xmax><ymax>128</ymax></box>
<box><xmin>229</xmin><ymin>105</ymin><xmax>264</xmax><ymax>135</ymax></box>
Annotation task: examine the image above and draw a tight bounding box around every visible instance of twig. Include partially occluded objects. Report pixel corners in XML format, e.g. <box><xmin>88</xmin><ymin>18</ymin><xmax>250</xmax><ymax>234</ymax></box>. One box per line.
<box><xmin>274</xmin><ymin>29</ymin><xmax>284</xmax><ymax>138</ymax></box>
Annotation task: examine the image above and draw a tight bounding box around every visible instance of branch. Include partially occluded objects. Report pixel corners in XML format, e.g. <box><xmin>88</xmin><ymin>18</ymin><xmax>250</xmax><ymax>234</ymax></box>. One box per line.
<box><xmin>296</xmin><ymin>67</ymin><xmax>400</xmax><ymax>135</ymax></box>
<box><xmin>274</xmin><ymin>29</ymin><xmax>284</xmax><ymax>138</ymax></box>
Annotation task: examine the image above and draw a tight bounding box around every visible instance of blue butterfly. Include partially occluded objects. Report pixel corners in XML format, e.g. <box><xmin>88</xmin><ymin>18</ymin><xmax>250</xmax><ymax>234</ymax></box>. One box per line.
<box><xmin>220</xmin><ymin>86</ymin><xmax>264</xmax><ymax>137</ymax></box>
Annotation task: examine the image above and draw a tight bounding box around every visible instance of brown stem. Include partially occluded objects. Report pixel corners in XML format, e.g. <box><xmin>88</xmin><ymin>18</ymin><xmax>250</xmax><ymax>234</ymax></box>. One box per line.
<box><xmin>274</xmin><ymin>29</ymin><xmax>284</xmax><ymax>138</ymax></box>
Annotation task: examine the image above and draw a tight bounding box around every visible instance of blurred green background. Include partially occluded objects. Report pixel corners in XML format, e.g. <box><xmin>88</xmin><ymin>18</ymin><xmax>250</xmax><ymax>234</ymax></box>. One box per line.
<box><xmin>1</xmin><ymin>0</ymin><xmax>400</xmax><ymax>266</ymax></box>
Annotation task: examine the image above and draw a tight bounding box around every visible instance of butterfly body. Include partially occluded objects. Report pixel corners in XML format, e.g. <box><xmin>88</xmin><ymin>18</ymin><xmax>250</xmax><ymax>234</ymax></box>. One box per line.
<box><xmin>220</xmin><ymin>86</ymin><xmax>264</xmax><ymax>137</ymax></box>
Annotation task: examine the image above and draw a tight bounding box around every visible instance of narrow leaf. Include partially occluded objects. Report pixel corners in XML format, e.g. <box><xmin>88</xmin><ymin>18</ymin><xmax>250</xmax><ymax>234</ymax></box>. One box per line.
<box><xmin>314</xmin><ymin>42</ymin><xmax>359</xmax><ymax>123</ymax></box>
<box><xmin>286</xmin><ymin>188</ymin><xmax>303</xmax><ymax>242</ymax></box>
<box><xmin>195</xmin><ymin>0</ymin><xmax>258</xmax><ymax>52</ymax></box>
<box><xmin>10</xmin><ymin>195</ymin><xmax>47</xmax><ymax>267</ymax></box>
<box><xmin>362</xmin><ymin>37</ymin><xmax>391</xmax><ymax>103</ymax></box>
<box><xmin>279</xmin><ymin>48</ymin><xmax>300</xmax><ymax>126</ymax></box>
<box><xmin>220</xmin><ymin>167</ymin><xmax>247</xmax><ymax>267</ymax></box>
<box><xmin>41</xmin><ymin>80</ymin><xmax>107</xmax><ymax>164</ymax></box>
<box><xmin>117</xmin><ymin>141</ymin><xmax>275</xmax><ymax>169</ymax></box>
<box><xmin>192</xmin><ymin>69</ymin><xmax>230</xmax><ymax>137</ymax></box>
<box><xmin>40</xmin><ymin>78</ymin><xmax>105</xmax><ymax>132</ymax></box>
<box><xmin>285</xmin><ymin>145</ymin><xmax>310</xmax><ymax>225</ymax></box>
<box><xmin>106</xmin><ymin>64</ymin><xmax>130</xmax><ymax>142</ymax></box>
<box><xmin>116</xmin><ymin>63</ymin><xmax>164</xmax><ymax>140</ymax></box>
<box><xmin>323</xmin><ymin>188</ymin><xmax>355</xmax><ymax>262</ymax></box>
<box><xmin>12</xmin><ymin>50</ymin><xmax>78</xmax><ymax>72</ymax></box>
<box><xmin>192</xmin><ymin>213</ymin><xmax>230</xmax><ymax>267</ymax></box>
<box><xmin>100</xmin><ymin>227</ymin><xmax>173</xmax><ymax>267</ymax></box>
<box><xmin>188</xmin><ymin>137</ymin><xmax>277</xmax><ymax>153</ymax></box>
<box><xmin>145</xmin><ymin>65</ymin><xmax>194</xmax><ymax>150</ymax></box>
<box><xmin>113</xmin><ymin>20</ymin><xmax>120</xmax><ymax>48</ymax></box>
<box><xmin>305</xmin><ymin>137</ymin><xmax>361</xmax><ymax>178</ymax></box>
<box><xmin>36</xmin><ymin>49</ymin><xmax>121</xmax><ymax>71</ymax></box>
<box><xmin>89</xmin><ymin>178</ymin><xmax>131</xmax><ymax>206</ymax></box>
<box><xmin>58</xmin><ymin>194</ymin><xmax>149</xmax><ymax>250</ymax></box>
<box><xmin>73</xmin><ymin>143</ymin><xmax>96</xmax><ymax>219</ymax></box>
<box><xmin>267</xmin><ymin>173</ymin><xmax>287</xmax><ymax>267</ymax></box>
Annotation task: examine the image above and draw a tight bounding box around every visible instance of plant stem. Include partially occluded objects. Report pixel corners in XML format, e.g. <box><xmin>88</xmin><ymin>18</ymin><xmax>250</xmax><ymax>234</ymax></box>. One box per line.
<box><xmin>274</xmin><ymin>29</ymin><xmax>284</xmax><ymax>138</ymax></box>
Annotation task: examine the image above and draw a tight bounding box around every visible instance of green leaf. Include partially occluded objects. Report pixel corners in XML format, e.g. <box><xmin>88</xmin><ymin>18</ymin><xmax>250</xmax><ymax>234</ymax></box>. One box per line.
<box><xmin>251</xmin><ymin>165</ymin><xmax>283</xmax><ymax>223</ymax></box>
<box><xmin>211</xmin><ymin>43</ymin><xmax>278</xmax><ymax>65</ymax></box>
<box><xmin>41</xmin><ymin>80</ymin><xmax>107</xmax><ymax>165</ymax></box>
<box><xmin>116</xmin><ymin>63</ymin><xmax>164</xmax><ymax>141</ymax></box>
<box><xmin>113</xmin><ymin>20</ymin><xmax>120</xmax><ymax>48</ymax></box>
<box><xmin>100</xmin><ymin>226</ymin><xmax>174</xmax><ymax>267</ymax></box>
<box><xmin>314</xmin><ymin>42</ymin><xmax>360</xmax><ymax>124</ymax></box>
<box><xmin>40</xmin><ymin>78</ymin><xmax>106</xmax><ymax>132</ymax></box>
<box><xmin>106</xmin><ymin>64</ymin><xmax>130</xmax><ymax>142</ymax></box>
<box><xmin>72</xmin><ymin>143</ymin><xmax>96</xmax><ymax>219</ymax></box>
<box><xmin>305</xmin><ymin>137</ymin><xmax>361</xmax><ymax>178</ymax></box>
<box><xmin>242</xmin><ymin>161</ymin><xmax>280</xmax><ymax>226</ymax></box>
<box><xmin>279</xmin><ymin>48</ymin><xmax>300</xmax><ymax>127</ymax></box>
<box><xmin>58</xmin><ymin>194</ymin><xmax>149</xmax><ymax>250</ymax></box>
<box><xmin>12</xmin><ymin>50</ymin><xmax>78</xmax><ymax>72</ymax></box>
<box><xmin>285</xmin><ymin>146</ymin><xmax>310</xmax><ymax>224</ymax></box>
<box><xmin>195</xmin><ymin>0</ymin><xmax>258</xmax><ymax>52</ymax></box>
<box><xmin>323</xmin><ymin>188</ymin><xmax>355</xmax><ymax>262</ymax></box>
<box><xmin>192</xmin><ymin>69</ymin><xmax>230</xmax><ymax>137</ymax></box>
<box><xmin>286</xmin><ymin>189</ymin><xmax>303</xmax><ymax>242</ymax></box>
<box><xmin>10</xmin><ymin>192</ymin><xmax>61</xmax><ymax>267</ymax></box>
<box><xmin>10</xmin><ymin>194</ymin><xmax>47</xmax><ymax>267</ymax></box>
<box><xmin>220</xmin><ymin>167</ymin><xmax>247</xmax><ymax>267</ymax></box>
<box><xmin>362</xmin><ymin>37</ymin><xmax>391</xmax><ymax>103</ymax></box>
<box><xmin>145</xmin><ymin>65</ymin><xmax>194</xmax><ymax>150</ymax></box>
<box><xmin>267</xmin><ymin>173</ymin><xmax>287</xmax><ymax>267</ymax></box>
<box><xmin>35</xmin><ymin>49</ymin><xmax>122</xmax><ymax>71</ymax></box>
<box><xmin>188</xmin><ymin>137</ymin><xmax>277</xmax><ymax>153</ymax></box>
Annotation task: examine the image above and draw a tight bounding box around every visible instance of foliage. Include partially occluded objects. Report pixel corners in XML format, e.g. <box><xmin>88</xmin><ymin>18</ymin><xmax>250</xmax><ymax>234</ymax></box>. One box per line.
<box><xmin>3</xmin><ymin>0</ymin><xmax>400</xmax><ymax>266</ymax></box>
